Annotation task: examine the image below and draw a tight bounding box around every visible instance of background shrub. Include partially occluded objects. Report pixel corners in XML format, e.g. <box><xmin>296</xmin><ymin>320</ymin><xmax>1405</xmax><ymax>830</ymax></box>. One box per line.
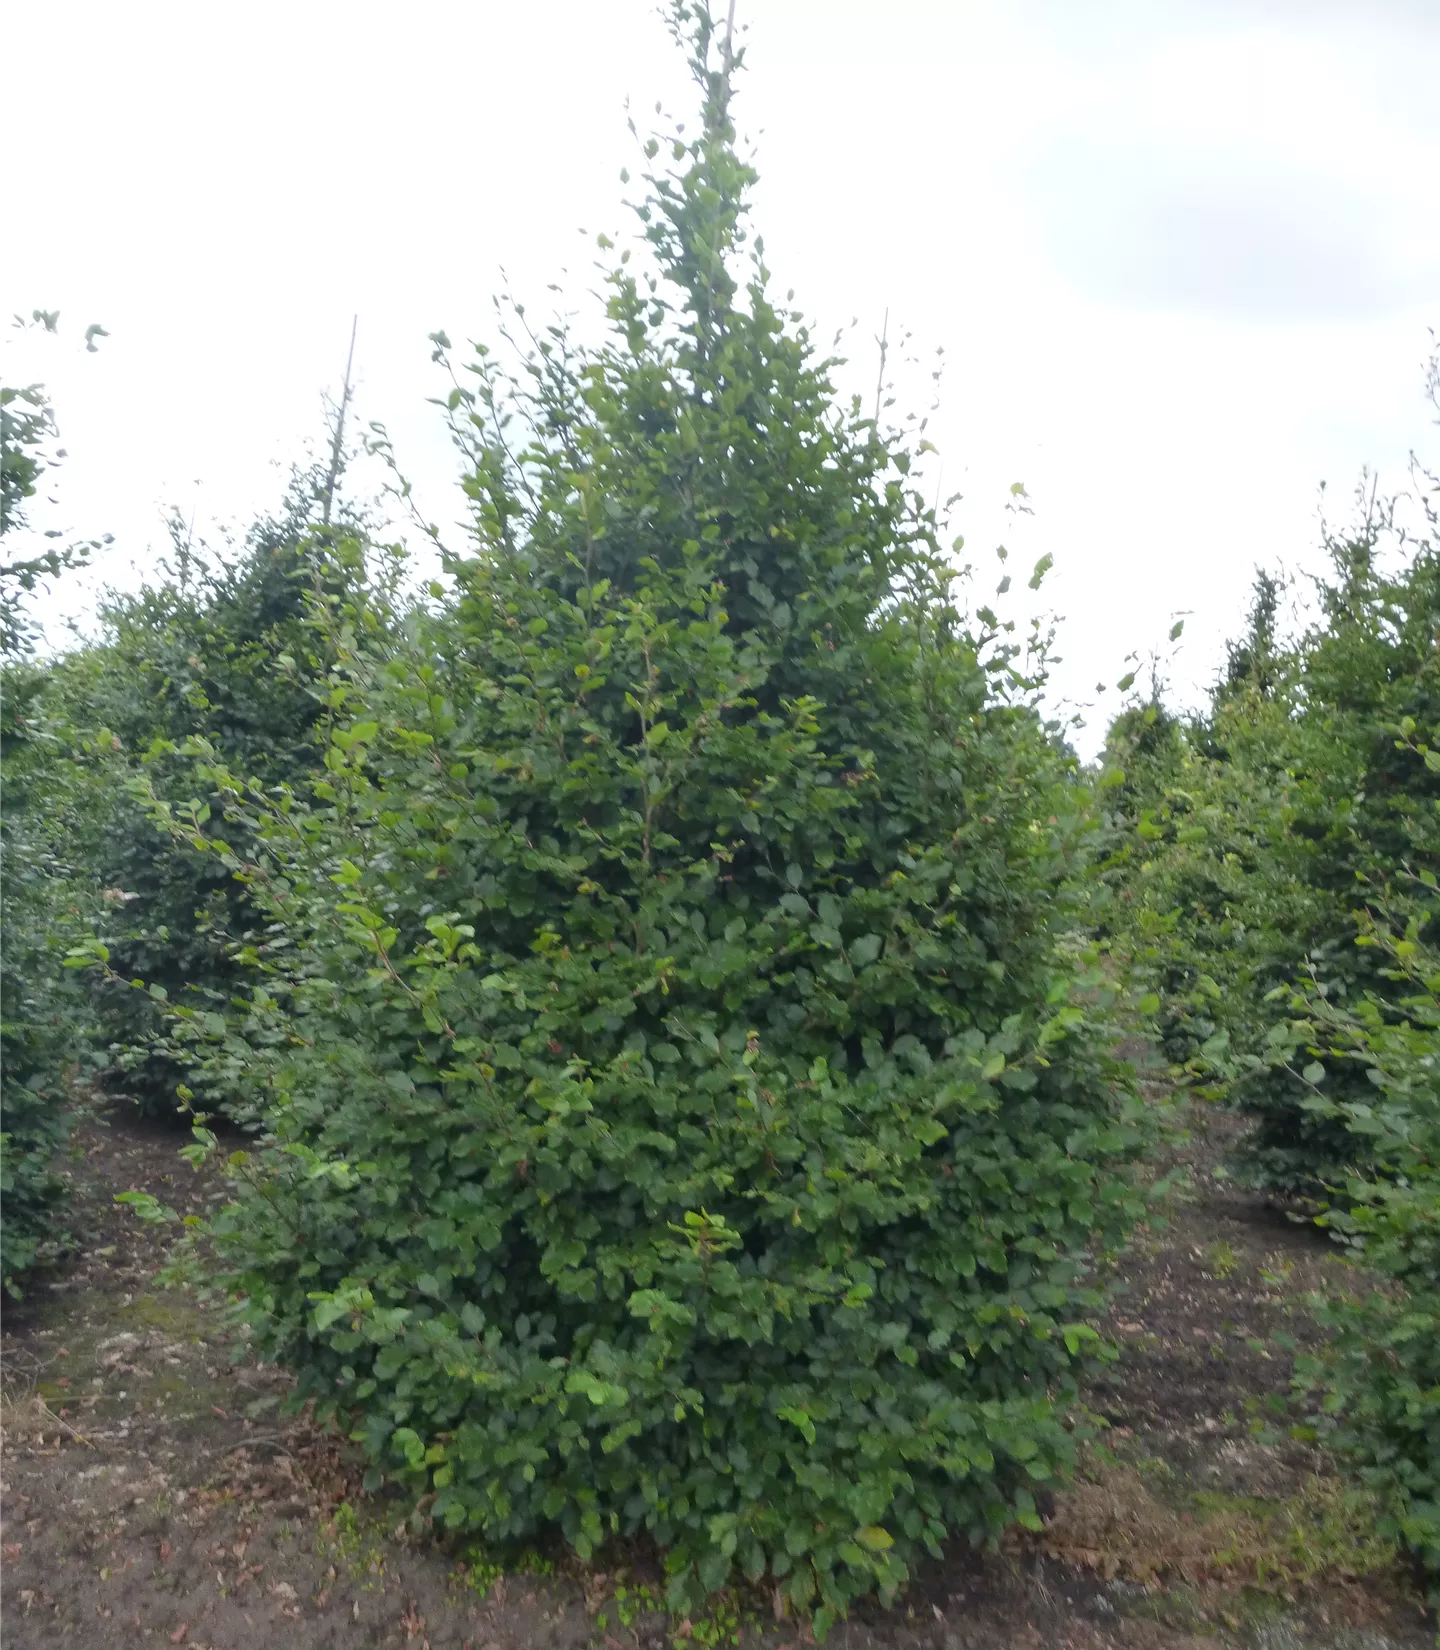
<box><xmin>1251</xmin><ymin>799</ymin><xmax>1440</xmax><ymax>1578</ymax></box>
<box><xmin>1102</xmin><ymin>446</ymin><xmax>1440</xmax><ymax>1194</ymax></box>
<box><xmin>71</xmin><ymin>466</ymin><xmax>372</xmax><ymax>1115</ymax></box>
<box><xmin>0</xmin><ymin>661</ymin><xmax>102</xmax><ymax>1293</ymax></box>
<box><xmin>0</xmin><ymin>330</ymin><xmax>105</xmax><ymax>1294</ymax></box>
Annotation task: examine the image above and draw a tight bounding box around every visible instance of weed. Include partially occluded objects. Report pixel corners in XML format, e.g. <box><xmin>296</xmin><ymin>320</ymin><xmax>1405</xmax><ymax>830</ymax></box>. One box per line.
<box><xmin>595</xmin><ymin>1580</ymin><xmax>662</xmax><ymax>1633</ymax></box>
<box><xmin>674</xmin><ymin>1591</ymin><xmax>743</xmax><ymax>1650</ymax></box>
<box><xmin>1207</xmin><ymin>1240</ymin><xmax>1240</xmax><ymax>1280</ymax></box>
<box><xmin>318</xmin><ymin>1501</ymin><xmax>387</xmax><ymax>1591</ymax></box>
<box><xmin>615</xmin><ymin>1581</ymin><xmax>660</xmax><ymax>1627</ymax></box>
<box><xmin>1258</xmin><ymin>1256</ymin><xmax>1296</xmax><ymax>1291</ymax></box>
<box><xmin>450</xmin><ymin>1546</ymin><xmax>504</xmax><ymax>1600</ymax></box>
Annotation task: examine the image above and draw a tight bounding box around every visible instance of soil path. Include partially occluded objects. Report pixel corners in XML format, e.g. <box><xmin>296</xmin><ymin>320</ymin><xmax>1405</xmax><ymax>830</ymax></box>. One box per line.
<box><xmin>2</xmin><ymin>1101</ymin><xmax>1433</xmax><ymax>1650</ymax></box>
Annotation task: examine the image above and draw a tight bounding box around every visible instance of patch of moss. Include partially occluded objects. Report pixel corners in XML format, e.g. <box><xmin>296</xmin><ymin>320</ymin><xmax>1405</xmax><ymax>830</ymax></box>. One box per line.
<box><xmin>1108</xmin><ymin>1578</ymin><xmax>1211</xmax><ymax>1632</ymax></box>
<box><xmin>1047</xmin><ymin>1453</ymin><xmax>1403</xmax><ymax>1597</ymax></box>
<box><xmin>110</xmin><ymin>1291</ymin><xmax>213</xmax><ymax>1338</ymax></box>
<box><xmin>1188</xmin><ymin>1479</ymin><xmax>1399</xmax><ymax>1586</ymax></box>
<box><xmin>1231</xmin><ymin>1585</ymin><xmax>1289</xmax><ymax>1628</ymax></box>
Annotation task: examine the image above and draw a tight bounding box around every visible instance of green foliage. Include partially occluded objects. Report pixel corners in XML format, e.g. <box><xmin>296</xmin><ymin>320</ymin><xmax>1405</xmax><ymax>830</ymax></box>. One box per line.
<box><xmin>1</xmin><ymin>310</ymin><xmax>110</xmax><ymax>656</ymax></box>
<box><xmin>1097</xmin><ymin>679</ymin><xmax>1315</xmax><ymax>1082</ymax></box>
<box><xmin>1105</xmin><ymin>412</ymin><xmax>1440</xmax><ymax>1192</ymax></box>
<box><xmin>1250</xmin><ymin>847</ymin><xmax>1440</xmax><ymax>1578</ymax></box>
<box><xmin>1216</xmin><ymin>568</ymin><xmax>1282</xmax><ymax>703</ymax></box>
<box><xmin>124</xmin><ymin>8</ymin><xmax>1146</xmax><ymax>1629</ymax></box>
<box><xmin>0</xmin><ymin>314</ymin><xmax>109</xmax><ymax>1293</ymax></box>
<box><xmin>1102</xmin><ymin>368</ymin><xmax>1440</xmax><ymax>1581</ymax></box>
<box><xmin>1230</xmin><ymin>495</ymin><xmax>1440</xmax><ymax>1188</ymax></box>
<box><xmin>0</xmin><ymin>377</ymin><xmax>70</xmax><ymax>656</ymax></box>
<box><xmin>0</xmin><ymin>660</ymin><xmax>103</xmax><ymax>1294</ymax></box>
<box><xmin>70</xmin><ymin>462</ymin><xmax>376</xmax><ymax>1115</ymax></box>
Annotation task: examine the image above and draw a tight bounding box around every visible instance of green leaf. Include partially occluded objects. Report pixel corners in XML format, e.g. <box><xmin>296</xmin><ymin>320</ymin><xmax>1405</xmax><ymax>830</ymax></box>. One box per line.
<box><xmin>1028</xmin><ymin>552</ymin><xmax>1054</xmax><ymax>591</ymax></box>
<box><xmin>777</xmin><ymin>1407</ymin><xmax>817</xmax><ymax>1446</ymax></box>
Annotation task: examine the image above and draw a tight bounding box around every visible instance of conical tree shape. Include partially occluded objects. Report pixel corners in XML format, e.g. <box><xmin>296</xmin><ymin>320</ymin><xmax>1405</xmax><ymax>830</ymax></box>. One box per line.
<box><xmin>163</xmin><ymin>6</ymin><xmax>1143</xmax><ymax>1628</ymax></box>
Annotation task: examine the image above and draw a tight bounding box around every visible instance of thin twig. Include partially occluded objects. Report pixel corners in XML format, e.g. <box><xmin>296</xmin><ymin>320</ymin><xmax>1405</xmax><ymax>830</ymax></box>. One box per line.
<box><xmin>322</xmin><ymin>315</ymin><xmax>359</xmax><ymax>528</ymax></box>
<box><xmin>873</xmin><ymin>308</ymin><xmax>889</xmax><ymax>427</ymax></box>
<box><xmin>34</xmin><ymin>1400</ymin><xmax>97</xmax><ymax>1449</ymax></box>
<box><xmin>223</xmin><ymin>1432</ymin><xmax>296</xmax><ymax>1457</ymax></box>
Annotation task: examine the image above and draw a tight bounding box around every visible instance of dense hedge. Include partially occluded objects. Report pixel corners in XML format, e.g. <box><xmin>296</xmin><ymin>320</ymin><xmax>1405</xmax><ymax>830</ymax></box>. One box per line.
<box><xmin>1103</xmin><ymin>522</ymin><xmax>1440</xmax><ymax>1192</ymax></box>
<box><xmin>1250</xmin><ymin>732</ymin><xmax>1440</xmax><ymax>1576</ymax></box>
<box><xmin>1</xmin><ymin>341</ymin><xmax>104</xmax><ymax>1295</ymax></box>
<box><xmin>0</xmin><ymin>663</ymin><xmax>98</xmax><ymax>1293</ymax></box>
<box><xmin>1099</xmin><ymin>368</ymin><xmax>1440</xmax><ymax>1581</ymax></box>
<box><xmin>73</xmin><ymin>474</ymin><xmax>368</xmax><ymax>1115</ymax></box>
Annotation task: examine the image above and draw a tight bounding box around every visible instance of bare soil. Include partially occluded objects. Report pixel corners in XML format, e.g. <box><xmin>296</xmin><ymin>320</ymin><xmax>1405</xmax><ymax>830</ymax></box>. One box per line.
<box><xmin>2</xmin><ymin>1097</ymin><xmax>1434</xmax><ymax>1650</ymax></box>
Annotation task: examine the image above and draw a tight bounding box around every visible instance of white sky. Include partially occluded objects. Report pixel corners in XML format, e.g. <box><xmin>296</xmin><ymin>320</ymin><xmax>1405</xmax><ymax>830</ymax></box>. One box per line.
<box><xmin>5</xmin><ymin>0</ymin><xmax>1438</xmax><ymax>751</ymax></box>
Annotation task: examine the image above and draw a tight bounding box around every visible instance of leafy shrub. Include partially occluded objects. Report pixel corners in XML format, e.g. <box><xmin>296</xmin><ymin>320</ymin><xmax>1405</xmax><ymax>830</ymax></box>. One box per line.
<box><xmin>1193</xmin><ymin>486</ymin><xmax>1440</xmax><ymax>1560</ymax></box>
<box><xmin>137</xmin><ymin>9</ymin><xmax>1148</xmax><ymax>1629</ymax></box>
<box><xmin>1101</xmin><ymin>696</ymin><xmax>1258</xmax><ymax>1068</ymax></box>
<box><xmin>1253</xmin><ymin>815</ymin><xmax>1440</xmax><ymax>1579</ymax></box>
<box><xmin>2</xmin><ymin>372</ymin><xmax>80</xmax><ymax>659</ymax></box>
<box><xmin>1103</xmin><ymin>407</ymin><xmax>1440</xmax><ymax>1191</ymax></box>
<box><xmin>72</xmin><ymin>463</ymin><xmax>374</xmax><ymax>1114</ymax></box>
<box><xmin>1232</xmin><ymin>514</ymin><xmax>1440</xmax><ymax>1189</ymax></box>
<box><xmin>1096</xmin><ymin>350</ymin><xmax>1440</xmax><ymax>1580</ymax></box>
<box><xmin>0</xmin><ymin>326</ymin><xmax>107</xmax><ymax>1293</ymax></box>
<box><xmin>0</xmin><ymin>665</ymin><xmax>100</xmax><ymax>1292</ymax></box>
<box><xmin>1097</xmin><ymin>677</ymin><xmax>1323</xmax><ymax>1093</ymax></box>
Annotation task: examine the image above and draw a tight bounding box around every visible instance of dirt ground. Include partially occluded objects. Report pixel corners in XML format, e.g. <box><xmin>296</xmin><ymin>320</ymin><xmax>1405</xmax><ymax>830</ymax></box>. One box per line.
<box><xmin>2</xmin><ymin>1095</ymin><xmax>1435</xmax><ymax>1650</ymax></box>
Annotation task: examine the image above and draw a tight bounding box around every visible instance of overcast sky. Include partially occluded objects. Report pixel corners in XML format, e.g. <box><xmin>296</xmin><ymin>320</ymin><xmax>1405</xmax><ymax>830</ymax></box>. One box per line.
<box><xmin>6</xmin><ymin>0</ymin><xmax>1437</xmax><ymax>749</ymax></box>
